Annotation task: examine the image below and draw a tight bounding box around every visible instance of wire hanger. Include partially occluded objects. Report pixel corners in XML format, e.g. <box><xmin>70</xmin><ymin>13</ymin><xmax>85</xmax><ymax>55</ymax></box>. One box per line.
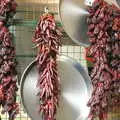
<box><xmin>44</xmin><ymin>6</ymin><xmax>49</xmax><ymax>14</ymax></box>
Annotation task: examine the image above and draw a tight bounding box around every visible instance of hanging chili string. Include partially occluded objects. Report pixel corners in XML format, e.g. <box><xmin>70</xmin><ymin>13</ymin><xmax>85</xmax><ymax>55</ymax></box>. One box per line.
<box><xmin>32</xmin><ymin>13</ymin><xmax>62</xmax><ymax>120</ymax></box>
<box><xmin>0</xmin><ymin>0</ymin><xmax>19</xmax><ymax>120</ymax></box>
<box><xmin>0</xmin><ymin>0</ymin><xmax>17</xmax><ymax>25</ymax></box>
<box><xmin>86</xmin><ymin>0</ymin><xmax>120</xmax><ymax>120</ymax></box>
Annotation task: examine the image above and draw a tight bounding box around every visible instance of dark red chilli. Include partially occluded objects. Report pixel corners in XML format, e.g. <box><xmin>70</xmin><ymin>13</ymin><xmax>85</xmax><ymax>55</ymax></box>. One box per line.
<box><xmin>0</xmin><ymin>0</ymin><xmax>17</xmax><ymax>23</ymax></box>
<box><xmin>0</xmin><ymin>23</ymin><xmax>19</xmax><ymax>120</ymax></box>
<box><xmin>32</xmin><ymin>13</ymin><xmax>62</xmax><ymax>120</ymax></box>
<box><xmin>86</xmin><ymin>0</ymin><xmax>120</xmax><ymax>120</ymax></box>
<box><xmin>0</xmin><ymin>0</ymin><xmax>19</xmax><ymax>120</ymax></box>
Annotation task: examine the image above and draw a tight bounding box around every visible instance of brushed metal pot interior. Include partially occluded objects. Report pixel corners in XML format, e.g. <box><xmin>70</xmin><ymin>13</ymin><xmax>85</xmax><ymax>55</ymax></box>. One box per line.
<box><xmin>20</xmin><ymin>55</ymin><xmax>92</xmax><ymax>120</ymax></box>
<box><xmin>59</xmin><ymin>0</ymin><xmax>119</xmax><ymax>47</ymax></box>
<box><xmin>116</xmin><ymin>0</ymin><xmax>120</xmax><ymax>6</ymax></box>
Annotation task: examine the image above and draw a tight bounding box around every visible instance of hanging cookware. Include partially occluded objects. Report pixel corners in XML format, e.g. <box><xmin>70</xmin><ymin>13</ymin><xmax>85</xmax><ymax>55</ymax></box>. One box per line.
<box><xmin>116</xmin><ymin>0</ymin><xmax>120</xmax><ymax>6</ymax></box>
<box><xmin>20</xmin><ymin>55</ymin><xmax>92</xmax><ymax>120</ymax></box>
<box><xmin>59</xmin><ymin>0</ymin><xmax>119</xmax><ymax>46</ymax></box>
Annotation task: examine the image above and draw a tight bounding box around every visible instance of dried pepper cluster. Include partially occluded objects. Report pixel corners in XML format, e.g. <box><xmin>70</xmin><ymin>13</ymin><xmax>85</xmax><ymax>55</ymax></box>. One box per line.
<box><xmin>0</xmin><ymin>0</ymin><xmax>17</xmax><ymax>24</ymax></box>
<box><xmin>0</xmin><ymin>22</ymin><xmax>19</xmax><ymax>120</ymax></box>
<box><xmin>0</xmin><ymin>0</ymin><xmax>18</xmax><ymax>120</ymax></box>
<box><xmin>86</xmin><ymin>0</ymin><xmax>120</xmax><ymax>120</ymax></box>
<box><xmin>32</xmin><ymin>13</ymin><xmax>62</xmax><ymax>120</ymax></box>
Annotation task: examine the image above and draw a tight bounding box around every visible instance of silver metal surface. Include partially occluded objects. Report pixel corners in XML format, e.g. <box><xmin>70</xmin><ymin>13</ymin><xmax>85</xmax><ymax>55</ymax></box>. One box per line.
<box><xmin>20</xmin><ymin>55</ymin><xmax>92</xmax><ymax>120</ymax></box>
<box><xmin>59</xmin><ymin>0</ymin><xmax>119</xmax><ymax>47</ymax></box>
<box><xmin>116</xmin><ymin>0</ymin><xmax>120</xmax><ymax>6</ymax></box>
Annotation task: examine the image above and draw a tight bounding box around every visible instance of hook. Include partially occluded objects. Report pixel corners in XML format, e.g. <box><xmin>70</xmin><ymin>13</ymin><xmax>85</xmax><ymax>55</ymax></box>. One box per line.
<box><xmin>44</xmin><ymin>7</ymin><xmax>49</xmax><ymax>14</ymax></box>
<box><xmin>84</xmin><ymin>0</ymin><xmax>94</xmax><ymax>6</ymax></box>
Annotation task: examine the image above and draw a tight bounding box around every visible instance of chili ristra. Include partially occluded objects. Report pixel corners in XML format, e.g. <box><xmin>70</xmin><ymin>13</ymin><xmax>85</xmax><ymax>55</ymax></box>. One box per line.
<box><xmin>32</xmin><ymin>13</ymin><xmax>62</xmax><ymax>120</ymax></box>
<box><xmin>0</xmin><ymin>0</ymin><xmax>19</xmax><ymax>120</ymax></box>
<box><xmin>0</xmin><ymin>23</ymin><xmax>19</xmax><ymax>120</ymax></box>
<box><xmin>86</xmin><ymin>0</ymin><xmax>120</xmax><ymax>120</ymax></box>
<box><xmin>0</xmin><ymin>0</ymin><xmax>17</xmax><ymax>24</ymax></box>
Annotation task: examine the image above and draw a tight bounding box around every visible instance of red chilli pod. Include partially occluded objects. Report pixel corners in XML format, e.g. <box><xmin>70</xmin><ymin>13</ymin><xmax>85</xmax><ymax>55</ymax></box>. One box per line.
<box><xmin>0</xmin><ymin>19</ymin><xmax>19</xmax><ymax>120</ymax></box>
<box><xmin>32</xmin><ymin>10</ymin><xmax>62</xmax><ymax>120</ymax></box>
<box><xmin>86</xmin><ymin>0</ymin><xmax>120</xmax><ymax>120</ymax></box>
<box><xmin>0</xmin><ymin>0</ymin><xmax>19</xmax><ymax>120</ymax></box>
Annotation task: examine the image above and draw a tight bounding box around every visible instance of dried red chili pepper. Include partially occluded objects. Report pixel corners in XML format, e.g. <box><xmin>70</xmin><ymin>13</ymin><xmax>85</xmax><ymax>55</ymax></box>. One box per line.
<box><xmin>86</xmin><ymin>0</ymin><xmax>120</xmax><ymax>120</ymax></box>
<box><xmin>0</xmin><ymin>0</ymin><xmax>17</xmax><ymax>23</ymax></box>
<box><xmin>0</xmin><ymin>24</ymin><xmax>19</xmax><ymax>120</ymax></box>
<box><xmin>32</xmin><ymin>13</ymin><xmax>62</xmax><ymax>120</ymax></box>
<box><xmin>0</xmin><ymin>0</ymin><xmax>19</xmax><ymax>120</ymax></box>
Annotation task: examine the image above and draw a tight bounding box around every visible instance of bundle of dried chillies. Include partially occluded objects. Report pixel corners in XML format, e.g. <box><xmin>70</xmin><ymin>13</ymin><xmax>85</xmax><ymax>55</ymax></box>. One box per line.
<box><xmin>0</xmin><ymin>22</ymin><xmax>19</xmax><ymax>120</ymax></box>
<box><xmin>32</xmin><ymin>13</ymin><xmax>62</xmax><ymax>120</ymax></box>
<box><xmin>0</xmin><ymin>0</ymin><xmax>18</xmax><ymax>120</ymax></box>
<box><xmin>86</xmin><ymin>0</ymin><xmax>120</xmax><ymax>120</ymax></box>
<box><xmin>0</xmin><ymin>0</ymin><xmax>17</xmax><ymax>24</ymax></box>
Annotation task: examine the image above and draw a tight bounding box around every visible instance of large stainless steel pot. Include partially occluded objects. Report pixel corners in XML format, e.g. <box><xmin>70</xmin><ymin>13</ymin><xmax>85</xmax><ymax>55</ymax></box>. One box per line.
<box><xmin>116</xmin><ymin>0</ymin><xmax>120</xmax><ymax>6</ymax></box>
<box><xmin>59</xmin><ymin>0</ymin><xmax>119</xmax><ymax>46</ymax></box>
<box><xmin>20</xmin><ymin>55</ymin><xmax>92</xmax><ymax>120</ymax></box>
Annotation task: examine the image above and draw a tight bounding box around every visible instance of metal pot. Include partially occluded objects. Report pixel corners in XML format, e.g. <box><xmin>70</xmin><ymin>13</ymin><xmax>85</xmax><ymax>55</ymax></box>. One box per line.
<box><xmin>20</xmin><ymin>55</ymin><xmax>92</xmax><ymax>120</ymax></box>
<box><xmin>59</xmin><ymin>0</ymin><xmax>119</xmax><ymax>46</ymax></box>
